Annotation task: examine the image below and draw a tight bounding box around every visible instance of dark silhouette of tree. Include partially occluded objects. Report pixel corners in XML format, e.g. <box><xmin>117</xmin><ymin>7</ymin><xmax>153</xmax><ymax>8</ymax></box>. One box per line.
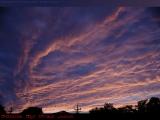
<box><xmin>0</xmin><ymin>105</ymin><xmax>6</xmax><ymax>114</ymax></box>
<box><xmin>0</xmin><ymin>97</ymin><xmax>160</xmax><ymax>120</ymax></box>
<box><xmin>104</xmin><ymin>103</ymin><xmax>114</xmax><ymax>110</ymax></box>
<box><xmin>90</xmin><ymin>103</ymin><xmax>116</xmax><ymax>115</ymax></box>
<box><xmin>137</xmin><ymin>99</ymin><xmax>148</xmax><ymax>113</ymax></box>
<box><xmin>137</xmin><ymin>97</ymin><xmax>160</xmax><ymax>114</ymax></box>
<box><xmin>146</xmin><ymin>97</ymin><xmax>160</xmax><ymax>113</ymax></box>
<box><xmin>89</xmin><ymin>107</ymin><xmax>102</xmax><ymax>114</ymax></box>
<box><xmin>89</xmin><ymin>103</ymin><xmax>118</xmax><ymax>120</ymax></box>
<box><xmin>21</xmin><ymin>107</ymin><xmax>43</xmax><ymax>114</ymax></box>
<box><xmin>89</xmin><ymin>97</ymin><xmax>160</xmax><ymax>120</ymax></box>
<box><xmin>118</xmin><ymin>105</ymin><xmax>136</xmax><ymax>113</ymax></box>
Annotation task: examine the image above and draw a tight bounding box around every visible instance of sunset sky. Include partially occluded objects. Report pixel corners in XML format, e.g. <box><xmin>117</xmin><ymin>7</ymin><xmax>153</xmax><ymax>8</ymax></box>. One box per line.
<box><xmin>0</xmin><ymin>7</ymin><xmax>160</xmax><ymax>113</ymax></box>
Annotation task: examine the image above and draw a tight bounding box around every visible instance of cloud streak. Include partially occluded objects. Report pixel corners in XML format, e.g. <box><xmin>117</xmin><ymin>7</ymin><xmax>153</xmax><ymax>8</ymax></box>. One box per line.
<box><xmin>0</xmin><ymin>7</ymin><xmax>160</xmax><ymax>113</ymax></box>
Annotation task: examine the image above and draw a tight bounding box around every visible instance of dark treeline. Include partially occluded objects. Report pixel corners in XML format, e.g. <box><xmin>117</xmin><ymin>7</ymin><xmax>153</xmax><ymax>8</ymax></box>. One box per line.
<box><xmin>89</xmin><ymin>97</ymin><xmax>160</xmax><ymax>120</ymax></box>
<box><xmin>0</xmin><ymin>97</ymin><xmax>160</xmax><ymax>120</ymax></box>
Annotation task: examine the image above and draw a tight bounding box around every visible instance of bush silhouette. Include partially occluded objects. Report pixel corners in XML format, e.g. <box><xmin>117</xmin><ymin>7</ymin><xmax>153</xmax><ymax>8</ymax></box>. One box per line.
<box><xmin>137</xmin><ymin>99</ymin><xmax>148</xmax><ymax>113</ymax></box>
<box><xmin>118</xmin><ymin>105</ymin><xmax>136</xmax><ymax>113</ymax></box>
<box><xmin>146</xmin><ymin>97</ymin><xmax>160</xmax><ymax>113</ymax></box>
<box><xmin>90</xmin><ymin>103</ymin><xmax>116</xmax><ymax>114</ymax></box>
<box><xmin>104</xmin><ymin>103</ymin><xmax>114</xmax><ymax>110</ymax></box>
<box><xmin>21</xmin><ymin>107</ymin><xmax>43</xmax><ymax>114</ymax></box>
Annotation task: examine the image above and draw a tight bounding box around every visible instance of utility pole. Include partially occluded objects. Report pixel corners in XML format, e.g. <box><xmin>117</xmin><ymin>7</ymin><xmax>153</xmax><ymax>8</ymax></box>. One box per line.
<box><xmin>74</xmin><ymin>104</ymin><xmax>81</xmax><ymax>114</ymax></box>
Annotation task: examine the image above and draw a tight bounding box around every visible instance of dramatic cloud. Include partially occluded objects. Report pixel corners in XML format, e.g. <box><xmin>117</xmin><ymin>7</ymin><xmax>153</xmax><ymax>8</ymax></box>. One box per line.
<box><xmin>0</xmin><ymin>7</ymin><xmax>160</xmax><ymax>113</ymax></box>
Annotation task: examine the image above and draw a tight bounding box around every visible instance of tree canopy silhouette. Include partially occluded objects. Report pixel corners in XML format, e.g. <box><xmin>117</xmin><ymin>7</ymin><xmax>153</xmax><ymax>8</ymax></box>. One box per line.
<box><xmin>147</xmin><ymin>97</ymin><xmax>160</xmax><ymax>113</ymax></box>
<box><xmin>90</xmin><ymin>97</ymin><xmax>160</xmax><ymax>120</ymax></box>
<box><xmin>21</xmin><ymin>107</ymin><xmax>43</xmax><ymax>114</ymax></box>
<box><xmin>137</xmin><ymin>99</ymin><xmax>148</xmax><ymax>112</ymax></box>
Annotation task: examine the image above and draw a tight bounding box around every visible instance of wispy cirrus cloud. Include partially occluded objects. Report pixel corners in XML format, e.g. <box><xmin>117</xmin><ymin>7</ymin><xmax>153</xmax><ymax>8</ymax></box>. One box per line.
<box><xmin>0</xmin><ymin>7</ymin><xmax>160</xmax><ymax>113</ymax></box>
